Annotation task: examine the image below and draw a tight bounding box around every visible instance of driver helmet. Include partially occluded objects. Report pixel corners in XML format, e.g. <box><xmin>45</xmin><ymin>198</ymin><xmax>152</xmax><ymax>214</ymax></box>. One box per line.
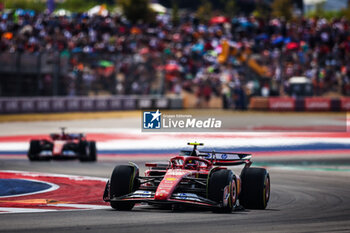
<box><xmin>185</xmin><ymin>159</ymin><xmax>199</xmax><ymax>170</ymax></box>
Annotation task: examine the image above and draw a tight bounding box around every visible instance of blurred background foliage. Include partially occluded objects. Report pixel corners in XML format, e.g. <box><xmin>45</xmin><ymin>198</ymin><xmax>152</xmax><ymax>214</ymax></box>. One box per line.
<box><xmin>0</xmin><ymin>0</ymin><xmax>349</xmax><ymax>21</ymax></box>
<box><xmin>56</xmin><ymin>0</ymin><xmax>100</xmax><ymax>13</ymax></box>
<box><xmin>196</xmin><ymin>0</ymin><xmax>213</xmax><ymax>23</ymax></box>
<box><xmin>118</xmin><ymin>0</ymin><xmax>154</xmax><ymax>23</ymax></box>
<box><xmin>271</xmin><ymin>0</ymin><xmax>293</xmax><ymax>20</ymax></box>
<box><xmin>0</xmin><ymin>0</ymin><xmax>46</xmax><ymax>12</ymax></box>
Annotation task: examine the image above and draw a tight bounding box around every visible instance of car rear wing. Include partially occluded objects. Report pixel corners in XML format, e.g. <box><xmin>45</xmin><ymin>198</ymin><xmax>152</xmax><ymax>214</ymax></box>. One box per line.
<box><xmin>179</xmin><ymin>150</ymin><xmax>252</xmax><ymax>166</ymax></box>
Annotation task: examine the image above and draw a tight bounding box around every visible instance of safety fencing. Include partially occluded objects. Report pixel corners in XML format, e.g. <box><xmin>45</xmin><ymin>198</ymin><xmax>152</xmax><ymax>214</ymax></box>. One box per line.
<box><xmin>0</xmin><ymin>96</ymin><xmax>183</xmax><ymax>114</ymax></box>
<box><xmin>0</xmin><ymin>51</ymin><xmax>165</xmax><ymax>97</ymax></box>
<box><xmin>250</xmin><ymin>97</ymin><xmax>350</xmax><ymax>111</ymax></box>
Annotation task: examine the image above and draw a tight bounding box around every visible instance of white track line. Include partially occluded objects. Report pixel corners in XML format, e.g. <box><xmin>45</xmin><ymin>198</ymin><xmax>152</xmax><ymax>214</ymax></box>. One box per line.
<box><xmin>48</xmin><ymin>204</ymin><xmax>109</xmax><ymax>209</ymax></box>
<box><xmin>0</xmin><ymin>207</ymin><xmax>57</xmax><ymax>213</ymax></box>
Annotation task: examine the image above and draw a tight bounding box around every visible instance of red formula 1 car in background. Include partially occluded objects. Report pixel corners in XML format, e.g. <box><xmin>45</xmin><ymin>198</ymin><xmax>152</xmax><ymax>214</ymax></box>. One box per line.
<box><xmin>103</xmin><ymin>142</ymin><xmax>270</xmax><ymax>212</ymax></box>
<box><xmin>27</xmin><ymin>127</ymin><xmax>97</xmax><ymax>162</ymax></box>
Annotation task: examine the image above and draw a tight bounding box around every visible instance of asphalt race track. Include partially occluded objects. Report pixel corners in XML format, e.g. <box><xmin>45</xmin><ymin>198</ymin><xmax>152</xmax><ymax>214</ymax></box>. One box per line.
<box><xmin>1</xmin><ymin>160</ymin><xmax>350</xmax><ymax>233</ymax></box>
<box><xmin>0</xmin><ymin>113</ymin><xmax>350</xmax><ymax>233</ymax></box>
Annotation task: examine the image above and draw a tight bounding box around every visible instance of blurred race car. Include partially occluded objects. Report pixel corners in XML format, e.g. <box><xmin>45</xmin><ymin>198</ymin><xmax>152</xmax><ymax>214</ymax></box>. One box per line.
<box><xmin>103</xmin><ymin>142</ymin><xmax>270</xmax><ymax>212</ymax></box>
<box><xmin>27</xmin><ymin>127</ymin><xmax>97</xmax><ymax>162</ymax></box>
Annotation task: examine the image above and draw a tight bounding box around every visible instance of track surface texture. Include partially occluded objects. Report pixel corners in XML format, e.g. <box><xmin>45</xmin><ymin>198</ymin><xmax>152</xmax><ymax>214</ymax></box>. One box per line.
<box><xmin>1</xmin><ymin>160</ymin><xmax>350</xmax><ymax>233</ymax></box>
<box><xmin>0</xmin><ymin>112</ymin><xmax>349</xmax><ymax>233</ymax></box>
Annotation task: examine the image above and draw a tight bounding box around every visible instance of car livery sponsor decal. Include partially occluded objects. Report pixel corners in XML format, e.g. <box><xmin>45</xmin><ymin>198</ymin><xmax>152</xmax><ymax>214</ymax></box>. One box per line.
<box><xmin>165</xmin><ymin>177</ymin><xmax>177</xmax><ymax>181</ymax></box>
<box><xmin>132</xmin><ymin>191</ymin><xmax>154</xmax><ymax>198</ymax></box>
<box><xmin>172</xmin><ymin>193</ymin><xmax>202</xmax><ymax>202</ymax></box>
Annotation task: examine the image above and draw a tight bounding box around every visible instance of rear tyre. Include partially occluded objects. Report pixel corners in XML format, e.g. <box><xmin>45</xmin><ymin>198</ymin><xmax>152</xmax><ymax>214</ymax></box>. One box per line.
<box><xmin>110</xmin><ymin>165</ymin><xmax>139</xmax><ymax>211</ymax></box>
<box><xmin>208</xmin><ymin>169</ymin><xmax>237</xmax><ymax>213</ymax></box>
<box><xmin>87</xmin><ymin>141</ymin><xmax>97</xmax><ymax>161</ymax></box>
<box><xmin>239</xmin><ymin>167</ymin><xmax>270</xmax><ymax>209</ymax></box>
<box><xmin>27</xmin><ymin>140</ymin><xmax>41</xmax><ymax>161</ymax></box>
<box><xmin>78</xmin><ymin>141</ymin><xmax>88</xmax><ymax>161</ymax></box>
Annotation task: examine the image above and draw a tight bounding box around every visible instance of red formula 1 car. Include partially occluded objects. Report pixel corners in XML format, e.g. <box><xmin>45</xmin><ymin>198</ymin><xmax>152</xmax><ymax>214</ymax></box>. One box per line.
<box><xmin>27</xmin><ymin>127</ymin><xmax>97</xmax><ymax>162</ymax></box>
<box><xmin>103</xmin><ymin>143</ymin><xmax>270</xmax><ymax>212</ymax></box>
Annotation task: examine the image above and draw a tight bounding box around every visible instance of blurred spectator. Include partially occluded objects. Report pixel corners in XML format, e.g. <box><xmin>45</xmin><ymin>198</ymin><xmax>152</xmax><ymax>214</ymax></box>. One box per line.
<box><xmin>0</xmin><ymin>9</ymin><xmax>349</xmax><ymax>100</ymax></box>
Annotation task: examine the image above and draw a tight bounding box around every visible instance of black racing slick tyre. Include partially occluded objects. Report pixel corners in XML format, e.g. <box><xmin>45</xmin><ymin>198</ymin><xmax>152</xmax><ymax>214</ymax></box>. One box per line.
<box><xmin>88</xmin><ymin>141</ymin><xmax>97</xmax><ymax>161</ymax></box>
<box><xmin>110</xmin><ymin>165</ymin><xmax>139</xmax><ymax>211</ymax></box>
<box><xmin>239</xmin><ymin>167</ymin><xmax>270</xmax><ymax>210</ymax></box>
<box><xmin>208</xmin><ymin>169</ymin><xmax>237</xmax><ymax>213</ymax></box>
<box><xmin>78</xmin><ymin>141</ymin><xmax>88</xmax><ymax>161</ymax></box>
<box><xmin>79</xmin><ymin>141</ymin><xmax>97</xmax><ymax>162</ymax></box>
<box><xmin>27</xmin><ymin>140</ymin><xmax>41</xmax><ymax>161</ymax></box>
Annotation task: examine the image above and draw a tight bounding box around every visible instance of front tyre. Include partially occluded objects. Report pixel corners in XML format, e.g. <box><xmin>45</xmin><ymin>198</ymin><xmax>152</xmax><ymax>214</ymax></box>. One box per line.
<box><xmin>79</xmin><ymin>141</ymin><xmax>97</xmax><ymax>162</ymax></box>
<box><xmin>110</xmin><ymin>165</ymin><xmax>139</xmax><ymax>211</ymax></box>
<box><xmin>208</xmin><ymin>169</ymin><xmax>237</xmax><ymax>213</ymax></box>
<box><xmin>239</xmin><ymin>167</ymin><xmax>270</xmax><ymax>209</ymax></box>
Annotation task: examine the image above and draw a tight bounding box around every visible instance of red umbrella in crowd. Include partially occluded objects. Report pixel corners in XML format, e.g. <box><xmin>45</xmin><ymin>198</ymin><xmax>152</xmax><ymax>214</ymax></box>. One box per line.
<box><xmin>131</xmin><ymin>27</ymin><xmax>141</xmax><ymax>35</ymax></box>
<box><xmin>2</xmin><ymin>32</ymin><xmax>13</xmax><ymax>40</ymax></box>
<box><xmin>139</xmin><ymin>47</ymin><xmax>149</xmax><ymax>55</ymax></box>
<box><xmin>286</xmin><ymin>42</ymin><xmax>299</xmax><ymax>50</ymax></box>
<box><xmin>210</xmin><ymin>16</ymin><xmax>229</xmax><ymax>24</ymax></box>
<box><xmin>165</xmin><ymin>63</ymin><xmax>180</xmax><ymax>72</ymax></box>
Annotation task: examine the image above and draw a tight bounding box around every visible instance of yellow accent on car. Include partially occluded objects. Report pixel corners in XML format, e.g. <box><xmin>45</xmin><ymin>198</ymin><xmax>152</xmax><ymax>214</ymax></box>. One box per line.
<box><xmin>187</xmin><ymin>142</ymin><xmax>204</xmax><ymax>146</ymax></box>
<box><xmin>166</xmin><ymin>177</ymin><xmax>176</xmax><ymax>181</ymax></box>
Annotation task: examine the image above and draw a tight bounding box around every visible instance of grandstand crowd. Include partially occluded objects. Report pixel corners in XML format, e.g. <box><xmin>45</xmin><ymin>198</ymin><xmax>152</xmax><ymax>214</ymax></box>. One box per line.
<box><xmin>0</xmin><ymin>9</ymin><xmax>350</xmax><ymax>107</ymax></box>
